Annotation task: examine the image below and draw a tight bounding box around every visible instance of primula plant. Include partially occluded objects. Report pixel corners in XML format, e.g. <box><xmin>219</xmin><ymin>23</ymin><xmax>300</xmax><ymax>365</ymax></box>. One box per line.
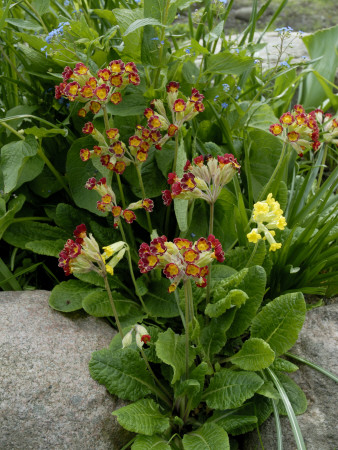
<box><xmin>1</xmin><ymin>1</ymin><xmax>338</xmax><ymax>449</ymax></box>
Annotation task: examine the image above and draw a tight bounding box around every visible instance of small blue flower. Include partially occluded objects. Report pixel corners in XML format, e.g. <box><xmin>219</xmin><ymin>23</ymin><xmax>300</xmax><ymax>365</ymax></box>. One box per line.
<box><xmin>214</xmin><ymin>95</ymin><xmax>219</xmax><ymax>102</ymax></box>
<box><xmin>235</xmin><ymin>94</ymin><xmax>239</xmax><ymax>100</ymax></box>
<box><xmin>279</xmin><ymin>61</ymin><xmax>290</xmax><ymax>68</ymax></box>
<box><xmin>185</xmin><ymin>47</ymin><xmax>191</xmax><ymax>54</ymax></box>
<box><xmin>236</xmin><ymin>86</ymin><xmax>241</xmax><ymax>91</ymax></box>
<box><xmin>160</xmin><ymin>40</ymin><xmax>165</xmax><ymax>45</ymax></box>
<box><xmin>275</xmin><ymin>26</ymin><xmax>293</xmax><ymax>34</ymax></box>
<box><xmin>151</xmin><ymin>37</ymin><xmax>159</xmax><ymax>41</ymax></box>
<box><xmin>64</xmin><ymin>0</ymin><xmax>70</xmax><ymax>5</ymax></box>
<box><xmin>58</xmin><ymin>98</ymin><xmax>65</xmax><ymax>105</ymax></box>
<box><xmin>219</xmin><ymin>0</ymin><xmax>228</xmax><ymax>3</ymax></box>
<box><xmin>301</xmin><ymin>55</ymin><xmax>309</xmax><ymax>60</ymax></box>
<box><xmin>191</xmin><ymin>233</ymin><xmax>196</xmax><ymax>238</ymax></box>
<box><xmin>41</xmin><ymin>46</ymin><xmax>47</xmax><ymax>52</ymax></box>
<box><xmin>177</xmin><ymin>13</ymin><xmax>180</xmax><ymax>17</ymax></box>
<box><xmin>221</xmin><ymin>102</ymin><xmax>228</xmax><ymax>109</ymax></box>
<box><xmin>222</xmin><ymin>83</ymin><xmax>230</xmax><ymax>92</ymax></box>
<box><xmin>254</xmin><ymin>59</ymin><xmax>260</xmax><ymax>64</ymax></box>
<box><xmin>298</xmin><ymin>30</ymin><xmax>305</xmax><ymax>36</ymax></box>
<box><xmin>235</xmin><ymin>48</ymin><xmax>239</xmax><ymax>54</ymax></box>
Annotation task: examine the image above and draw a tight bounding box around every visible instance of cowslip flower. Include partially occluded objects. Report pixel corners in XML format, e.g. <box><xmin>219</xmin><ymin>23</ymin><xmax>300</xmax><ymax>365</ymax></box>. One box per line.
<box><xmin>58</xmin><ymin>224</ymin><xmax>127</xmax><ymax>276</ymax></box>
<box><xmin>268</xmin><ymin>104</ymin><xmax>328</xmax><ymax>155</ymax></box>
<box><xmin>54</xmin><ymin>59</ymin><xmax>140</xmax><ymax>117</ymax></box>
<box><xmin>138</xmin><ymin>235</ymin><xmax>224</xmax><ymax>292</ymax></box>
<box><xmin>85</xmin><ymin>177</ymin><xmax>154</xmax><ymax>227</ymax></box>
<box><xmin>247</xmin><ymin>194</ymin><xmax>287</xmax><ymax>251</ymax></box>
<box><xmin>162</xmin><ymin>153</ymin><xmax>240</xmax><ymax>206</ymax></box>
<box><xmin>122</xmin><ymin>324</ymin><xmax>151</xmax><ymax>349</ymax></box>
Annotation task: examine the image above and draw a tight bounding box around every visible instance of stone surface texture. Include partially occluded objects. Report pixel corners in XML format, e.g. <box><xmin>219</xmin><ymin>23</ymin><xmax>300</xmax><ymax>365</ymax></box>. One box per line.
<box><xmin>0</xmin><ymin>290</ymin><xmax>130</xmax><ymax>450</ymax></box>
<box><xmin>243</xmin><ymin>303</ymin><xmax>338</xmax><ymax>450</ymax></box>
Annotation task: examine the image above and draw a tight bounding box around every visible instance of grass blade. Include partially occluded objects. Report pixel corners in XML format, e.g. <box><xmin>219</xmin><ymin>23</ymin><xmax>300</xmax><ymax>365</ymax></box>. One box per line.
<box><xmin>0</xmin><ymin>257</ymin><xmax>22</xmax><ymax>290</ymax></box>
<box><xmin>285</xmin><ymin>352</ymin><xmax>338</xmax><ymax>383</ymax></box>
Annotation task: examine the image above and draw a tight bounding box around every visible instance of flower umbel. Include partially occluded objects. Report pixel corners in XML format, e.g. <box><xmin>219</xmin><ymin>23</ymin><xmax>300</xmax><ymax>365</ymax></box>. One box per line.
<box><xmin>247</xmin><ymin>194</ymin><xmax>286</xmax><ymax>251</ymax></box>
<box><xmin>138</xmin><ymin>235</ymin><xmax>224</xmax><ymax>292</ymax></box>
<box><xmin>122</xmin><ymin>324</ymin><xmax>151</xmax><ymax>349</ymax></box>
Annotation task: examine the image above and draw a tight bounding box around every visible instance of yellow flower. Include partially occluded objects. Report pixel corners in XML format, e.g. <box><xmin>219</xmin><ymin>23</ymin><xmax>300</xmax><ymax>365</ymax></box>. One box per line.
<box><xmin>106</xmin><ymin>265</ymin><xmax>114</xmax><ymax>276</ymax></box>
<box><xmin>269</xmin><ymin>243</ymin><xmax>282</xmax><ymax>252</ymax></box>
<box><xmin>247</xmin><ymin>229</ymin><xmax>262</xmax><ymax>243</ymax></box>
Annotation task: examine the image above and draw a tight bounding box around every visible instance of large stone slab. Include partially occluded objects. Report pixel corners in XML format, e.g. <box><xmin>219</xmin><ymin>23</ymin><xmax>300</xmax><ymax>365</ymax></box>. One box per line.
<box><xmin>0</xmin><ymin>290</ymin><xmax>130</xmax><ymax>450</ymax></box>
<box><xmin>243</xmin><ymin>302</ymin><xmax>338</xmax><ymax>450</ymax></box>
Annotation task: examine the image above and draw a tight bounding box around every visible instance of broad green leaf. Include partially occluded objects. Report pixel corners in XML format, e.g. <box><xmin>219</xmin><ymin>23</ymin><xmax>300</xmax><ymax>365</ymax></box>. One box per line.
<box><xmin>190</xmin><ymin>362</ymin><xmax>209</xmax><ymax>409</ymax></box>
<box><xmin>92</xmin><ymin>9</ymin><xmax>116</xmax><ymax>24</ymax></box>
<box><xmin>0</xmin><ymin>136</ymin><xmax>43</xmax><ymax>193</ymax></box>
<box><xmin>143</xmin><ymin>280</ymin><xmax>179</xmax><ymax>318</ymax></box>
<box><xmin>49</xmin><ymin>280</ymin><xmax>94</xmax><ymax>312</ymax></box>
<box><xmin>3</xmin><ymin>221</ymin><xmax>69</xmax><ymax>250</ymax></box>
<box><xmin>247</xmin><ymin>130</ymin><xmax>283</xmax><ymax>201</ymax></box>
<box><xmin>29</xmin><ymin>166</ymin><xmax>63</xmax><ymax>198</ymax></box>
<box><xmin>213</xmin><ymin>268</ymin><xmax>248</xmax><ymax>298</ymax></box>
<box><xmin>26</xmin><ymin>239</ymin><xmax>65</xmax><ymax>257</ymax></box>
<box><xmin>156</xmin><ymin>328</ymin><xmax>196</xmax><ymax>383</ymax></box>
<box><xmin>175</xmin><ymin>379</ymin><xmax>200</xmax><ymax>398</ymax></box>
<box><xmin>123</xmin><ymin>18</ymin><xmax>165</xmax><ymax>36</ymax></box>
<box><xmin>112</xmin><ymin>9</ymin><xmax>143</xmax><ymax>61</ymax></box>
<box><xmin>112</xmin><ymin>398</ymin><xmax>170</xmax><ymax>436</ymax></box>
<box><xmin>107</xmin><ymin>93</ymin><xmax>147</xmax><ymax>117</ymax></box>
<box><xmin>209</xmin><ymin>395</ymin><xmax>273</xmax><ymax>436</ymax></box>
<box><xmin>200</xmin><ymin>315</ymin><xmax>233</xmax><ymax>362</ymax></box>
<box><xmin>24</xmin><ymin>126</ymin><xmax>67</xmax><ymax>138</ymax></box>
<box><xmin>174</xmin><ymin>139</ymin><xmax>188</xmax><ymax>231</ymax></box>
<box><xmin>257</xmin><ymin>380</ymin><xmax>280</xmax><ymax>399</ymax></box>
<box><xmin>31</xmin><ymin>0</ymin><xmax>50</xmax><ymax>16</ymax></box>
<box><xmin>205</xmin><ymin>289</ymin><xmax>248</xmax><ymax>318</ymax></box>
<box><xmin>225</xmin><ymin>241</ymin><xmax>266</xmax><ymax>271</ymax></box>
<box><xmin>227</xmin><ymin>265</ymin><xmax>266</xmax><ymax>338</ymax></box>
<box><xmin>182</xmin><ymin>423</ymin><xmax>229</xmax><ymax>450</ymax></box>
<box><xmin>300</xmin><ymin>25</ymin><xmax>338</xmax><ymax>108</ymax></box>
<box><xmin>247</xmin><ymin>102</ymin><xmax>278</xmax><ymax>132</ymax></box>
<box><xmin>82</xmin><ymin>290</ymin><xmax>134</xmax><ymax>317</ymax></box>
<box><xmin>55</xmin><ymin>203</ymin><xmax>88</xmax><ymax>233</ymax></box>
<box><xmin>204</xmin><ymin>369</ymin><xmax>263</xmax><ymax>410</ymax></box>
<box><xmin>89</xmin><ymin>347</ymin><xmax>154</xmax><ymax>401</ymax></box>
<box><xmin>228</xmin><ymin>338</ymin><xmax>275</xmax><ymax>371</ymax></box>
<box><xmin>6</xmin><ymin>17</ymin><xmax>41</xmax><ymax>30</ymax></box>
<box><xmin>271</xmin><ymin>358</ymin><xmax>299</xmax><ymax>373</ymax></box>
<box><xmin>210</xmin><ymin>265</ymin><xmax>237</xmax><ymax>285</ymax></box>
<box><xmin>141</xmin><ymin>25</ymin><xmax>161</xmax><ymax>67</ymax></box>
<box><xmin>276</xmin><ymin>372</ymin><xmax>307</xmax><ymax>416</ymax></box>
<box><xmin>0</xmin><ymin>194</ymin><xmax>25</xmax><ymax>240</ymax></box>
<box><xmin>206</xmin><ymin>52</ymin><xmax>255</xmax><ymax>75</ymax></box>
<box><xmin>132</xmin><ymin>434</ymin><xmax>171</xmax><ymax>449</ymax></box>
<box><xmin>66</xmin><ymin>137</ymin><xmax>106</xmax><ymax>215</ymax></box>
<box><xmin>251</xmin><ymin>292</ymin><xmax>306</xmax><ymax>356</ymax></box>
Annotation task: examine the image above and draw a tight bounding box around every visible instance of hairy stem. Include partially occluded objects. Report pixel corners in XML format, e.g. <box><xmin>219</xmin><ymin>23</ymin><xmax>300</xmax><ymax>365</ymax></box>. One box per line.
<box><xmin>103</xmin><ymin>272</ymin><xmax>124</xmax><ymax>338</ymax></box>
<box><xmin>316</xmin><ymin>144</ymin><xmax>328</xmax><ymax>191</ymax></box>
<box><xmin>135</xmin><ymin>164</ymin><xmax>153</xmax><ymax>233</ymax></box>
<box><xmin>140</xmin><ymin>347</ymin><xmax>172</xmax><ymax>403</ymax></box>
<box><xmin>205</xmin><ymin>201</ymin><xmax>215</xmax><ymax>305</ymax></box>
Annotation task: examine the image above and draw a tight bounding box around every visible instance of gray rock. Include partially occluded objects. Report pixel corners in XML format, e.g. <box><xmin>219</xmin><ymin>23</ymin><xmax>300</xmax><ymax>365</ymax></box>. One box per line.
<box><xmin>0</xmin><ymin>290</ymin><xmax>131</xmax><ymax>450</ymax></box>
<box><xmin>243</xmin><ymin>303</ymin><xmax>338</xmax><ymax>450</ymax></box>
<box><xmin>234</xmin><ymin>7</ymin><xmax>253</xmax><ymax>22</ymax></box>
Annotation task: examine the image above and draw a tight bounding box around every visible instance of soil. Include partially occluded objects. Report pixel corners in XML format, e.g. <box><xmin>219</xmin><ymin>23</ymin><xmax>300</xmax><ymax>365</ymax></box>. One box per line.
<box><xmin>222</xmin><ymin>0</ymin><xmax>337</xmax><ymax>34</ymax></box>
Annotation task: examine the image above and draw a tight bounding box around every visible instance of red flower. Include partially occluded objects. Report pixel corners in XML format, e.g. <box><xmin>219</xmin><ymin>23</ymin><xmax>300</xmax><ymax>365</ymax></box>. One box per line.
<box><xmin>166</xmin><ymin>81</ymin><xmax>180</xmax><ymax>92</ymax></box>
<box><xmin>62</xmin><ymin>66</ymin><xmax>73</xmax><ymax>82</ymax></box>
<box><xmin>106</xmin><ymin>128</ymin><xmax>119</xmax><ymax>139</ymax></box>
<box><xmin>82</xmin><ymin>122</ymin><xmax>94</xmax><ymax>134</ymax></box>
<box><xmin>162</xmin><ymin>190</ymin><xmax>172</xmax><ymax>206</ymax></box>
<box><xmin>142</xmin><ymin>199</ymin><xmax>154</xmax><ymax>212</ymax></box>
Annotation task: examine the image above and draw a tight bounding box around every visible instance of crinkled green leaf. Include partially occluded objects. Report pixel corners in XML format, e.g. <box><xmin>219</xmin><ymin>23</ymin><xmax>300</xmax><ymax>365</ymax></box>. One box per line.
<box><xmin>24</xmin><ymin>126</ymin><xmax>67</xmax><ymax>138</ymax></box>
<box><xmin>206</xmin><ymin>52</ymin><xmax>255</xmax><ymax>75</ymax></box>
<box><xmin>257</xmin><ymin>380</ymin><xmax>280</xmax><ymax>399</ymax></box>
<box><xmin>225</xmin><ymin>241</ymin><xmax>266</xmax><ymax>271</ymax></box>
<box><xmin>82</xmin><ymin>290</ymin><xmax>134</xmax><ymax>317</ymax></box>
<box><xmin>228</xmin><ymin>338</ymin><xmax>275</xmax><ymax>371</ymax></box>
<box><xmin>276</xmin><ymin>372</ymin><xmax>307</xmax><ymax>416</ymax></box>
<box><xmin>143</xmin><ymin>280</ymin><xmax>179</xmax><ymax>318</ymax></box>
<box><xmin>182</xmin><ymin>423</ymin><xmax>229</xmax><ymax>450</ymax></box>
<box><xmin>204</xmin><ymin>369</ymin><xmax>264</xmax><ymax>410</ymax></box>
<box><xmin>113</xmin><ymin>398</ymin><xmax>169</xmax><ymax>436</ymax></box>
<box><xmin>49</xmin><ymin>280</ymin><xmax>94</xmax><ymax>312</ymax></box>
<box><xmin>156</xmin><ymin>328</ymin><xmax>196</xmax><ymax>383</ymax></box>
<box><xmin>123</xmin><ymin>18</ymin><xmax>165</xmax><ymax>36</ymax></box>
<box><xmin>175</xmin><ymin>379</ymin><xmax>200</xmax><ymax>398</ymax></box>
<box><xmin>0</xmin><ymin>195</ymin><xmax>25</xmax><ymax>240</ymax></box>
<box><xmin>26</xmin><ymin>239</ymin><xmax>65</xmax><ymax>257</ymax></box>
<box><xmin>271</xmin><ymin>358</ymin><xmax>299</xmax><ymax>373</ymax></box>
<box><xmin>132</xmin><ymin>434</ymin><xmax>171</xmax><ymax>449</ymax></box>
<box><xmin>112</xmin><ymin>8</ymin><xmax>143</xmax><ymax>61</ymax></box>
<box><xmin>201</xmin><ymin>312</ymin><xmax>235</xmax><ymax>362</ymax></box>
<box><xmin>206</xmin><ymin>289</ymin><xmax>248</xmax><ymax>318</ymax></box>
<box><xmin>251</xmin><ymin>292</ymin><xmax>306</xmax><ymax>356</ymax></box>
<box><xmin>89</xmin><ymin>348</ymin><xmax>154</xmax><ymax>401</ymax></box>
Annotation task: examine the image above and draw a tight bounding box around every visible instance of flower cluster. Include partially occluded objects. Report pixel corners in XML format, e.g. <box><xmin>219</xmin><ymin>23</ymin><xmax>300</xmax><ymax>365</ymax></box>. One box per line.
<box><xmin>122</xmin><ymin>324</ymin><xmax>151</xmax><ymax>349</ymax></box>
<box><xmin>85</xmin><ymin>177</ymin><xmax>153</xmax><ymax>227</ymax></box>
<box><xmin>138</xmin><ymin>235</ymin><xmax>225</xmax><ymax>292</ymax></box>
<box><xmin>162</xmin><ymin>153</ymin><xmax>240</xmax><ymax>206</ymax></box>
<box><xmin>55</xmin><ymin>60</ymin><xmax>140</xmax><ymax>116</ymax></box>
<box><xmin>247</xmin><ymin>194</ymin><xmax>287</xmax><ymax>251</ymax></box>
<box><xmin>140</xmin><ymin>81</ymin><xmax>205</xmax><ymax>150</ymax></box>
<box><xmin>58</xmin><ymin>224</ymin><xmax>127</xmax><ymax>275</ymax></box>
<box><xmin>45</xmin><ymin>22</ymin><xmax>69</xmax><ymax>44</ymax></box>
<box><xmin>269</xmin><ymin>105</ymin><xmax>337</xmax><ymax>155</ymax></box>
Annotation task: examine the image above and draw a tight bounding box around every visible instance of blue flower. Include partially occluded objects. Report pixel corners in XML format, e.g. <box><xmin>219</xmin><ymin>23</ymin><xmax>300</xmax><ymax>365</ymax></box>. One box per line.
<box><xmin>279</xmin><ymin>61</ymin><xmax>290</xmax><ymax>68</ymax></box>
<box><xmin>41</xmin><ymin>46</ymin><xmax>47</xmax><ymax>52</ymax></box>
<box><xmin>237</xmin><ymin>86</ymin><xmax>241</xmax><ymax>91</ymax></box>
<box><xmin>222</xmin><ymin>83</ymin><xmax>230</xmax><ymax>92</ymax></box>
<box><xmin>298</xmin><ymin>30</ymin><xmax>305</xmax><ymax>36</ymax></box>
<box><xmin>275</xmin><ymin>26</ymin><xmax>293</xmax><ymax>34</ymax></box>
<box><xmin>151</xmin><ymin>37</ymin><xmax>159</xmax><ymax>41</ymax></box>
<box><xmin>214</xmin><ymin>95</ymin><xmax>219</xmax><ymax>102</ymax></box>
<box><xmin>235</xmin><ymin>48</ymin><xmax>239</xmax><ymax>54</ymax></box>
<box><xmin>219</xmin><ymin>0</ymin><xmax>228</xmax><ymax>3</ymax></box>
<box><xmin>254</xmin><ymin>59</ymin><xmax>260</xmax><ymax>64</ymax></box>
<box><xmin>64</xmin><ymin>0</ymin><xmax>70</xmax><ymax>5</ymax></box>
<box><xmin>235</xmin><ymin>94</ymin><xmax>239</xmax><ymax>100</ymax></box>
<box><xmin>221</xmin><ymin>102</ymin><xmax>228</xmax><ymax>109</ymax></box>
<box><xmin>160</xmin><ymin>40</ymin><xmax>164</xmax><ymax>45</ymax></box>
<box><xmin>301</xmin><ymin>55</ymin><xmax>309</xmax><ymax>60</ymax></box>
<box><xmin>185</xmin><ymin>47</ymin><xmax>191</xmax><ymax>54</ymax></box>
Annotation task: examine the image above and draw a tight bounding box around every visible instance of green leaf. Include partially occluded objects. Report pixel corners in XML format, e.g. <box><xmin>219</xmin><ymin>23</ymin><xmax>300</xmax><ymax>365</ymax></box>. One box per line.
<box><xmin>227</xmin><ymin>265</ymin><xmax>266</xmax><ymax>338</ymax></box>
<box><xmin>206</xmin><ymin>52</ymin><xmax>255</xmax><ymax>75</ymax></box>
<box><xmin>55</xmin><ymin>203</ymin><xmax>88</xmax><ymax>233</ymax></box>
<box><xmin>210</xmin><ymin>414</ymin><xmax>257</xmax><ymax>436</ymax></box>
<box><xmin>29</xmin><ymin>165</ymin><xmax>63</xmax><ymax>198</ymax></box>
<box><xmin>0</xmin><ymin>136</ymin><xmax>44</xmax><ymax>193</ymax></box>
<box><xmin>3</xmin><ymin>221</ymin><xmax>69</xmax><ymax>251</ymax></box>
<box><xmin>175</xmin><ymin>379</ymin><xmax>200</xmax><ymax>398</ymax></box>
<box><xmin>0</xmin><ymin>194</ymin><xmax>25</xmax><ymax>240</ymax></box>
<box><xmin>141</xmin><ymin>25</ymin><xmax>161</xmax><ymax>67</ymax></box>
<box><xmin>300</xmin><ymin>25</ymin><xmax>338</xmax><ymax>108</ymax></box>
<box><xmin>24</xmin><ymin>126</ymin><xmax>67</xmax><ymax>138</ymax></box>
<box><xmin>66</xmin><ymin>137</ymin><xmax>106</xmax><ymax>215</ymax></box>
<box><xmin>89</xmin><ymin>347</ymin><xmax>154</xmax><ymax>401</ymax></box>
<box><xmin>247</xmin><ymin>102</ymin><xmax>278</xmax><ymax>132</ymax></box>
<box><xmin>204</xmin><ymin>369</ymin><xmax>264</xmax><ymax>410</ymax></box>
<box><xmin>49</xmin><ymin>280</ymin><xmax>94</xmax><ymax>312</ymax></box>
<box><xmin>228</xmin><ymin>338</ymin><xmax>275</xmax><ymax>371</ymax></box>
<box><xmin>200</xmin><ymin>315</ymin><xmax>233</xmax><ymax>362</ymax></box>
<box><xmin>112</xmin><ymin>8</ymin><xmax>143</xmax><ymax>61</ymax></box>
<box><xmin>107</xmin><ymin>93</ymin><xmax>147</xmax><ymax>117</ymax></box>
<box><xmin>143</xmin><ymin>280</ymin><xmax>179</xmax><ymax>318</ymax></box>
<box><xmin>271</xmin><ymin>358</ymin><xmax>299</xmax><ymax>373</ymax></box>
<box><xmin>251</xmin><ymin>292</ymin><xmax>306</xmax><ymax>356</ymax></box>
<box><xmin>257</xmin><ymin>380</ymin><xmax>280</xmax><ymax>399</ymax></box>
<box><xmin>112</xmin><ymin>398</ymin><xmax>169</xmax><ymax>436</ymax></box>
<box><xmin>92</xmin><ymin>9</ymin><xmax>116</xmax><ymax>24</ymax></box>
<box><xmin>206</xmin><ymin>289</ymin><xmax>248</xmax><ymax>318</ymax></box>
<box><xmin>156</xmin><ymin>328</ymin><xmax>196</xmax><ymax>383</ymax></box>
<box><xmin>26</xmin><ymin>239</ymin><xmax>65</xmax><ymax>257</ymax></box>
<box><xmin>183</xmin><ymin>423</ymin><xmax>229</xmax><ymax>449</ymax></box>
<box><xmin>123</xmin><ymin>18</ymin><xmax>165</xmax><ymax>36</ymax></box>
<box><xmin>132</xmin><ymin>434</ymin><xmax>171</xmax><ymax>449</ymax></box>
<box><xmin>225</xmin><ymin>241</ymin><xmax>266</xmax><ymax>271</ymax></box>
<box><xmin>82</xmin><ymin>290</ymin><xmax>134</xmax><ymax>317</ymax></box>
<box><xmin>275</xmin><ymin>372</ymin><xmax>307</xmax><ymax>415</ymax></box>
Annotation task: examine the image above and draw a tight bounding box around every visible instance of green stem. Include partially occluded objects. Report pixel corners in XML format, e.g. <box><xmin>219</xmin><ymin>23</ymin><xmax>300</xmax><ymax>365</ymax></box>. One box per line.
<box><xmin>153</xmin><ymin>0</ymin><xmax>171</xmax><ymax>88</ymax></box>
<box><xmin>1</xmin><ymin>122</ymin><xmax>24</xmax><ymax>139</ymax></box>
<box><xmin>12</xmin><ymin>217</ymin><xmax>53</xmax><ymax>223</ymax></box>
<box><xmin>206</xmin><ymin>201</ymin><xmax>215</xmax><ymax>306</ymax></box>
<box><xmin>140</xmin><ymin>347</ymin><xmax>172</xmax><ymax>403</ymax></box>
<box><xmin>119</xmin><ymin>221</ymin><xmax>150</xmax><ymax>315</ymax></box>
<box><xmin>135</xmin><ymin>164</ymin><xmax>153</xmax><ymax>233</ymax></box>
<box><xmin>103</xmin><ymin>273</ymin><xmax>124</xmax><ymax>338</ymax></box>
<box><xmin>245</xmin><ymin>241</ymin><xmax>258</xmax><ymax>268</ymax></box>
<box><xmin>285</xmin><ymin>352</ymin><xmax>338</xmax><ymax>383</ymax></box>
<box><xmin>316</xmin><ymin>144</ymin><xmax>328</xmax><ymax>192</ymax></box>
<box><xmin>184</xmin><ymin>280</ymin><xmax>191</xmax><ymax>379</ymax></box>
<box><xmin>116</xmin><ymin>173</ymin><xmax>127</xmax><ymax>209</ymax></box>
<box><xmin>23</xmin><ymin>0</ymin><xmax>48</xmax><ymax>33</ymax></box>
<box><xmin>0</xmin><ymin>115</ymin><xmax>65</xmax><ymax>129</ymax></box>
<box><xmin>37</xmin><ymin>143</ymin><xmax>72</xmax><ymax>197</ymax></box>
<box><xmin>258</xmin><ymin>141</ymin><xmax>287</xmax><ymax>201</ymax></box>
<box><xmin>172</xmin><ymin>133</ymin><xmax>180</xmax><ymax>173</ymax></box>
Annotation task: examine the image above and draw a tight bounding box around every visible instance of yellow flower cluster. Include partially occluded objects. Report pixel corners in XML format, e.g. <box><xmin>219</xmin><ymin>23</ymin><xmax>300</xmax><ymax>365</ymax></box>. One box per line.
<box><xmin>247</xmin><ymin>194</ymin><xmax>287</xmax><ymax>251</ymax></box>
